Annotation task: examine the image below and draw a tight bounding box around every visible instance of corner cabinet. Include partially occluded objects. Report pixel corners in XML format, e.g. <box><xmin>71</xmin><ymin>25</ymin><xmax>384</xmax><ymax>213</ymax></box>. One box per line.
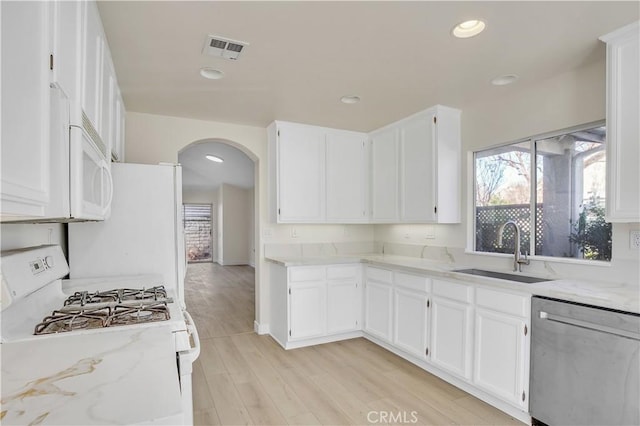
<box><xmin>370</xmin><ymin>105</ymin><xmax>462</xmax><ymax>224</ymax></box>
<box><xmin>269</xmin><ymin>263</ymin><xmax>362</xmax><ymax>349</ymax></box>
<box><xmin>600</xmin><ymin>21</ymin><xmax>640</xmax><ymax>222</ymax></box>
<box><xmin>268</xmin><ymin>121</ymin><xmax>368</xmax><ymax>223</ymax></box>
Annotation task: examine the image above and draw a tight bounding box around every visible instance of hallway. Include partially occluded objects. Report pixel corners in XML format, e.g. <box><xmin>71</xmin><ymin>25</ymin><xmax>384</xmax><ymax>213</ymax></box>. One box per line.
<box><xmin>185</xmin><ymin>263</ymin><xmax>523</xmax><ymax>426</ymax></box>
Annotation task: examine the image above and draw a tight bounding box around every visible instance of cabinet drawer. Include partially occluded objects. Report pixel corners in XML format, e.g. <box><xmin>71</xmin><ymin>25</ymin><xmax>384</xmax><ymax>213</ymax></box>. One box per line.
<box><xmin>327</xmin><ymin>264</ymin><xmax>359</xmax><ymax>280</ymax></box>
<box><xmin>432</xmin><ymin>279</ymin><xmax>472</xmax><ymax>303</ymax></box>
<box><xmin>394</xmin><ymin>272</ymin><xmax>430</xmax><ymax>293</ymax></box>
<box><xmin>289</xmin><ymin>266</ymin><xmax>326</xmax><ymax>282</ymax></box>
<box><xmin>366</xmin><ymin>266</ymin><xmax>393</xmax><ymax>283</ymax></box>
<box><xmin>476</xmin><ymin>287</ymin><xmax>529</xmax><ymax>317</ymax></box>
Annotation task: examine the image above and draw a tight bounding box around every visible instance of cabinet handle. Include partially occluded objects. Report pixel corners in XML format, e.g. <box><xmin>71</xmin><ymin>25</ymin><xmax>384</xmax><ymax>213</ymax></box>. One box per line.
<box><xmin>288</xmin><ymin>288</ymin><xmax>291</xmax><ymax>295</ymax></box>
<box><xmin>425</xmin><ymin>347</ymin><xmax>429</xmax><ymax>356</ymax></box>
<box><xmin>522</xmin><ymin>391</ymin><xmax>526</xmax><ymax>402</ymax></box>
<box><xmin>289</xmin><ymin>330</ymin><xmax>291</xmax><ymax>336</ymax></box>
<box><xmin>427</xmin><ymin>299</ymin><xmax>430</xmax><ymax>308</ymax></box>
<box><xmin>524</xmin><ymin>324</ymin><xmax>528</xmax><ymax>336</ymax></box>
<box><xmin>434</xmin><ymin>206</ymin><xmax>437</xmax><ymax>214</ymax></box>
<box><xmin>50</xmin><ymin>54</ymin><xmax>54</xmax><ymax>70</ymax></box>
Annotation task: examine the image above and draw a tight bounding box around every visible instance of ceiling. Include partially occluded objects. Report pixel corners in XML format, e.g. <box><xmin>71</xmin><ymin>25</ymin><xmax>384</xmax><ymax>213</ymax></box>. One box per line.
<box><xmin>98</xmin><ymin>1</ymin><xmax>639</xmax><ymax>132</ymax></box>
<box><xmin>179</xmin><ymin>141</ymin><xmax>254</xmax><ymax>192</ymax></box>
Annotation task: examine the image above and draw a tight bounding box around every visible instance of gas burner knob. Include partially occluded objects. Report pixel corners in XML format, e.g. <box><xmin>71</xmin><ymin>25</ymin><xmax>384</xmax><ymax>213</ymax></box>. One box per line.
<box><xmin>44</xmin><ymin>256</ymin><xmax>54</xmax><ymax>268</ymax></box>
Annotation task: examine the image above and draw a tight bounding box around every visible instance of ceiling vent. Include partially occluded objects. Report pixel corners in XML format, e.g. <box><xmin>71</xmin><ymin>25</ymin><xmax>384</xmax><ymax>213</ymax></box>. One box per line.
<box><xmin>202</xmin><ymin>35</ymin><xmax>249</xmax><ymax>60</ymax></box>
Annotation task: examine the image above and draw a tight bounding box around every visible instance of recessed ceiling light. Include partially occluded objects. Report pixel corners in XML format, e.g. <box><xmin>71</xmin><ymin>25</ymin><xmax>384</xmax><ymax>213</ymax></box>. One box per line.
<box><xmin>452</xmin><ymin>19</ymin><xmax>486</xmax><ymax>38</ymax></box>
<box><xmin>340</xmin><ymin>95</ymin><xmax>361</xmax><ymax>104</ymax></box>
<box><xmin>206</xmin><ymin>155</ymin><xmax>224</xmax><ymax>163</ymax></box>
<box><xmin>200</xmin><ymin>68</ymin><xmax>224</xmax><ymax>80</ymax></box>
<box><xmin>491</xmin><ymin>74</ymin><xmax>519</xmax><ymax>86</ymax></box>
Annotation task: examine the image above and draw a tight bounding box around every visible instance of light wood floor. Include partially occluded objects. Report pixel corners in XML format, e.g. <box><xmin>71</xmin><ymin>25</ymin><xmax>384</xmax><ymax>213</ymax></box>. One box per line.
<box><xmin>185</xmin><ymin>263</ymin><xmax>525</xmax><ymax>426</ymax></box>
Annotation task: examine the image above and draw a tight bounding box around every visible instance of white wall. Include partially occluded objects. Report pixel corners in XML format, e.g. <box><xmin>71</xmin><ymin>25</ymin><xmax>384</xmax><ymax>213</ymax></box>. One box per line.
<box><xmin>183</xmin><ymin>188</ymin><xmax>218</xmax><ymax>261</ymax></box>
<box><xmin>247</xmin><ymin>188</ymin><xmax>255</xmax><ymax>267</ymax></box>
<box><xmin>375</xmin><ymin>58</ymin><xmax>639</xmax><ymax>283</ymax></box>
<box><xmin>218</xmin><ymin>183</ymin><xmax>251</xmax><ymax>266</ymax></box>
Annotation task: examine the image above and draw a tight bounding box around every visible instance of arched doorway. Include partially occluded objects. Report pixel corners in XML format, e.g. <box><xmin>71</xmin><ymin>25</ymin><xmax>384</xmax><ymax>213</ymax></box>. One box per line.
<box><xmin>178</xmin><ymin>139</ymin><xmax>260</xmax><ymax>334</ymax></box>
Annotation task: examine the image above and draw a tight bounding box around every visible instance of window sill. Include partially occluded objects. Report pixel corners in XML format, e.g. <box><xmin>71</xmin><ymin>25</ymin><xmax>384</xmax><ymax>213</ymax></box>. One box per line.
<box><xmin>463</xmin><ymin>249</ymin><xmax>612</xmax><ymax>267</ymax></box>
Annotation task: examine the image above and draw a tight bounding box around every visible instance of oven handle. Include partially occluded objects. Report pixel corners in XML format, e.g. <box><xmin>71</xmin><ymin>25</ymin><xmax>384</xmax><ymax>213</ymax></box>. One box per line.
<box><xmin>182</xmin><ymin>310</ymin><xmax>201</xmax><ymax>362</ymax></box>
<box><xmin>539</xmin><ymin>311</ymin><xmax>640</xmax><ymax>341</ymax></box>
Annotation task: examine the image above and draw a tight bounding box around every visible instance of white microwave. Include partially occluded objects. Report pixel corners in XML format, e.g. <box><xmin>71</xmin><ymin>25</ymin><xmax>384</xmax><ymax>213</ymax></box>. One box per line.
<box><xmin>42</xmin><ymin>87</ymin><xmax>113</xmax><ymax>222</ymax></box>
<box><xmin>68</xmin><ymin>113</ymin><xmax>113</xmax><ymax>220</ymax></box>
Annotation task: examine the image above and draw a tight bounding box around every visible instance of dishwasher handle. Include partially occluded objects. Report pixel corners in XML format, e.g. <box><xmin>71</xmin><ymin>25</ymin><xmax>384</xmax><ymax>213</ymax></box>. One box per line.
<box><xmin>540</xmin><ymin>311</ymin><xmax>640</xmax><ymax>341</ymax></box>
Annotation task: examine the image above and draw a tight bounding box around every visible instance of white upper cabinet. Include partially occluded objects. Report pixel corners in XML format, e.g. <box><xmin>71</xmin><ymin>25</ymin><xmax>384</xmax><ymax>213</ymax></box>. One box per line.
<box><xmin>600</xmin><ymin>21</ymin><xmax>640</xmax><ymax>222</ymax></box>
<box><xmin>1</xmin><ymin>0</ymin><xmax>124</xmax><ymax>222</ymax></box>
<box><xmin>1</xmin><ymin>1</ymin><xmax>52</xmax><ymax>220</ymax></box>
<box><xmin>326</xmin><ymin>130</ymin><xmax>368</xmax><ymax>222</ymax></box>
<box><xmin>370</xmin><ymin>126</ymin><xmax>400</xmax><ymax>222</ymax></box>
<box><xmin>398</xmin><ymin>105</ymin><xmax>461</xmax><ymax>223</ymax></box>
<box><xmin>369</xmin><ymin>105</ymin><xmax>461</xmax><ymax>224</ymax></box>
<box><xmin>271</xmin><ymin>121</ymin><xmax>325</xmax><ymax>222</ymax></box>
<box><xmin>51</xmin><ymin>0</ymin><xmax>83</xmax><ymax>101</ymax></box>
<box><xmin>81</xmin><ymin>0</ymin><xmax>105</xmax><ymax>133</ymax></box>
<box><xmin>268</xmin><ymin>121</ymin><xmax>368</xmax><ymax>223</ymax></box>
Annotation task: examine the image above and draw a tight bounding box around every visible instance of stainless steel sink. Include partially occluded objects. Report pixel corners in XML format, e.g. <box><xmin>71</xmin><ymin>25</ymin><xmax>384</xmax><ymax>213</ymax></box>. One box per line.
<box><xmin>453</xmin><ymin>268</ymin><xmax>550</xmax><ymax>283</ymax></box>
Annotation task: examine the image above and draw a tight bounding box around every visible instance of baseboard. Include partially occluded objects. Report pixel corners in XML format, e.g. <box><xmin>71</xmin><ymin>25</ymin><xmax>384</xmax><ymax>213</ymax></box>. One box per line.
<box><xmin>254</xmin><ymin>320</ymin><xmax>269</xmax><ymax>335</ymax></box>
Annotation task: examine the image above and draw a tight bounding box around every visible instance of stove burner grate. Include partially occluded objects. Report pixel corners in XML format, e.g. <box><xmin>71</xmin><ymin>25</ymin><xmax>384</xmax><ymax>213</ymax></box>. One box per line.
<box><xmin>34</xmin><ymin>307</ymin><xmax>111</xmax><ymax>335</ymax></box>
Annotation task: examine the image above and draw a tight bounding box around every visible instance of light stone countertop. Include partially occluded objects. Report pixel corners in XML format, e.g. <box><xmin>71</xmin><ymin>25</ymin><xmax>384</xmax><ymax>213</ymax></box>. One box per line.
<box><xmin>266</xmin><ymin>254</ymin><xmax>640</xmax><ymax>314</ymax></box>
<box><xmin>1</xmin><ymin>326</ymin><xmax>183</xmax><ymax>425</ymax></box>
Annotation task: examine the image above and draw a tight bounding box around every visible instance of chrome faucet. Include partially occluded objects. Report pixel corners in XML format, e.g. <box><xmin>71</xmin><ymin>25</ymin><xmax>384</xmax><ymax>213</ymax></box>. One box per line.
<box><xmin>497</xmin><ymin>221</ymin><xmax>530</xmax><ymax>272</ymax></box>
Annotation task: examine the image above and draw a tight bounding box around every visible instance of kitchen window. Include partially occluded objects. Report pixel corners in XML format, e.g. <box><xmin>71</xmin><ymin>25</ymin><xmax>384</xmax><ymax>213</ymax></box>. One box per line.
<box><xmin>473</xmin><ymin>122</ymin><xmax>611</xmax><ymax>261</ymax></box>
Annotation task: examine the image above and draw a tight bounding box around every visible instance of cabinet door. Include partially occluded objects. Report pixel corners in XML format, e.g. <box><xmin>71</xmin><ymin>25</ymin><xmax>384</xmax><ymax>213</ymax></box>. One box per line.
<box><xmin>52</xmin><ymin>0</ymin><xmax>82</xmax><ymax>101</ymax></box>
<box><xmin>277</xmin><ymin>123</ymin><xmax>325</xmax><ymax>222</ymax></box>
<box><xmin>0</xmin><ymin>1</ymin><xmax>52</xmax><ymax>219</ymax></box>
<box><xmin>602</xmin><ymin>23</ymin><xmax>640</xmax><ymax>221</ymax></box>
<box><xmin>364</xmin><ymin>281</ymin><xmax>393</xmax><ymax>341</ymax></box>
<box><xmin>112</xmin><ymin>91</ymin><xmax>125</xmax><ymax>162</ymax></box>
<box><xmin>289</xmin><ymin>282</ymin><xmax>326</xmax><ymax>340</ymax></box>
<box><xmin>370</xmin><ymin>127</ymin><xmax>399</xmax><ymax>222</ymax></box>
<box><xmin>327</xmin><ymin>279</ymin><xmax>360</xmax><ymax>334</ymax></box>
<box><xmin>400</xmin><ymin>114</ymin><xmax>436</xmax><ymax>222</ymax></box>
<box><xmin>474</xmin><ymin>308</ymin><xmax>528</xmax><ymax>408</ymax></box>
<box><xmin>430</xmin><ymin>296</ymin><xmax>473</xmax><ymax>380</ymax></box>
<box><xmin>82</xmin><ymin>1</ymin><xmax>104</xmax><ymax>131</ymax></box>
<box><xmin>394</xmin><ymin>288</ymin><xmax>429</xmax><ymax>359</ymax></box>
<box><xmin>100</xmin><ymin>55</ymin><xmax>116</xmax><ymax>158</ymax></box>
<box><xmin>326</xmin><ymin>131</ymin><xmax>368</xmax><ymax>222</ymax></box>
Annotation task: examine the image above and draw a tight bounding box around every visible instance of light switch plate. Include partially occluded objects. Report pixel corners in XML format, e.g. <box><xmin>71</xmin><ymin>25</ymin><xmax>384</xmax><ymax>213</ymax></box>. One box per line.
<box><xmin>630</xmin><ymin>230</ymin><xmax>640</xmax><ymax>250</ymax></box>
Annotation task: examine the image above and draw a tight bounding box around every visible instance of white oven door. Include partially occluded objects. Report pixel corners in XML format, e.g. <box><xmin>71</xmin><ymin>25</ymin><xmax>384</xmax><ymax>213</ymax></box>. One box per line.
<box><xmin>69</xmin><ymin>126</ymin><xmax>113</xmax><ymax>220</ymax></box>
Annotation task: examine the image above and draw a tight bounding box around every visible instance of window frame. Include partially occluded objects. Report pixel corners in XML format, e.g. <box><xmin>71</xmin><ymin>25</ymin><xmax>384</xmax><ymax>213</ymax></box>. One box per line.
<box><xmin>468</xmin><ymin>119</ymin><xmax>609</xmax><ymax>264</ymax></box>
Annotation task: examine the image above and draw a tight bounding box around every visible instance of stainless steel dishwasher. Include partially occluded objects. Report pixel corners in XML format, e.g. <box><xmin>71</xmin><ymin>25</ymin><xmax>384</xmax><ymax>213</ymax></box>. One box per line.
<box><xmin>530</xmin><ymin>296</ymin><xmax>640</xmax><ymax>425</ymax></box>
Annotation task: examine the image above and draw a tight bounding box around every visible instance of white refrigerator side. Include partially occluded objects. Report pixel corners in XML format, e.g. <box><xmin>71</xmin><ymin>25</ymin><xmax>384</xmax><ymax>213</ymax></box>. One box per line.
<box><xmin>68</xmin><ymin>163</ymin><xmax>183</xmax><ymax>305</ymax></box>
<box><xmin>174</xmin><ymin>164</ymin><xmax>187</xmax><ymax>308</ymax></box>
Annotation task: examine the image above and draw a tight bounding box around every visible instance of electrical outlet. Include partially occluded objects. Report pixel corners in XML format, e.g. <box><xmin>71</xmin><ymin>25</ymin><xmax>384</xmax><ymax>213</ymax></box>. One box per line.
<box><xmin>425</xmin><ymin>225</ymin><xmax>436</xmax><ymax>239</ymax></box>
<box><xmin>630</xmin><ymin>230</ymin><xmax>640</xmax><ymax>250</ymax></box>
<box><xmin>262</xmin><ymin>227</ymin><xmax>273</xmax><ymax>238</ymax></box>
<box><xmin>291</xmin><ymin>228</ymin><xmax>298</xmax><ymax>238</ymax></box>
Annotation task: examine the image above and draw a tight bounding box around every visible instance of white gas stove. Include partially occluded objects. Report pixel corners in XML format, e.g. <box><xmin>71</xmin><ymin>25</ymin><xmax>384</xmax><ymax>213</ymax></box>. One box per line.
<box><xmin>0</xmin><ymin>245</ymin><xmax>200</xmax><ymax>425</ymax></box>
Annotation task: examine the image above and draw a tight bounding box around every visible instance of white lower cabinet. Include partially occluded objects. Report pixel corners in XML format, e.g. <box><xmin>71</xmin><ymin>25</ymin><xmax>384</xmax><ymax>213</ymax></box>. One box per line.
<box><xmin>270</xmin><ymin>264</ymin><xmax>361</xmax><ymax>349</ymax></box>
<box><xmin>430</xmin><ymin>295</ymin><xmax>473</xmax><ymax>380</ymax></box>
<box><xmin>393</xmin><ymin>287</ymin><xmax>429</xmax><ymax>359</ymax></box>
<box><xmin>364</xmin><ymin>268</ymin><xmax>394</xmax><ymax>342</ymax></box>
<box><xmin>289</xmin><ymin>281</ymin><xmax>326</xmax><ymax>340</ymax></box>
<box><xmin>473</xmin><ymin>287</ymin><xmax>530</xmax><ymax>409</ymax></box>
<box><xmin>327</xmin><ymin>279</ymin><xmax>360</xmax><ymax>334</ymax></box>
